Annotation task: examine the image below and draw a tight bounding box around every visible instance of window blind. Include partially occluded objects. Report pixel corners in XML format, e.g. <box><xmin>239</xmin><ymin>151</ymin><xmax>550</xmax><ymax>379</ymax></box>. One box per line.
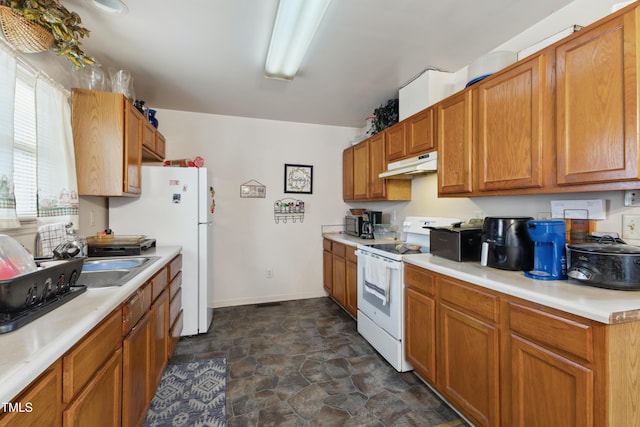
<box><xmin>13</xmin><ymin>64</ymin><xmax>37</xmax><ymax>220</ymax></box>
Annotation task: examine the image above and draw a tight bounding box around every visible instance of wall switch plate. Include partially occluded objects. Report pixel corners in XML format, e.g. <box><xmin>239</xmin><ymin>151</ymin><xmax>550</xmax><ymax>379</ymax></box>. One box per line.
<box><xmin>625</xmin><ymin>191</ymin><xmax>640</xmax><ymax>207</ymax></box>
<box><xmin>622</xmin><ymin>214</ymin><xmax>640</xmax><ymax>239</ymax></box>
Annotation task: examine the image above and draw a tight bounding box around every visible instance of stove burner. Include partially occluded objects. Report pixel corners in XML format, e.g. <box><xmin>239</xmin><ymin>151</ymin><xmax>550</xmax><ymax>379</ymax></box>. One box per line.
<box><xmin>0</xmin><ymin>286</ymin><xmax>86</xmax><ymax>334</ymax></box>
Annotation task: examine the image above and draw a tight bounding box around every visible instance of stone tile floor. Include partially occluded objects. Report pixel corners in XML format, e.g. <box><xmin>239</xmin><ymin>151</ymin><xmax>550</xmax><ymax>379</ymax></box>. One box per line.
<box><xmin>170</xmin><ymin>297</ymin><xmax>471</xmax><ymax>426</ymax></box>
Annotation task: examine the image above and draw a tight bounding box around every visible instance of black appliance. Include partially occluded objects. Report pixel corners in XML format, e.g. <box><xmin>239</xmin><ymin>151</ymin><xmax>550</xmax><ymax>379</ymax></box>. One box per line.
<box><xmin>361</xmin><ymin>210</ymin><xmax>382</xmax><ymax>239</ymax></box>
<box><xmin>481</xmin><ymin>217</ymin><xmax>534</xmax><ymax>271</ymax></box>
<box><xmin>430</xmin><ymin>226</ymin><xmax>483</xmax><ymax>262</ymax></box>
<box><xmin>567</xmin><ymin>236</ymin><xmax>640</xmax><ymax>290</ymax></box>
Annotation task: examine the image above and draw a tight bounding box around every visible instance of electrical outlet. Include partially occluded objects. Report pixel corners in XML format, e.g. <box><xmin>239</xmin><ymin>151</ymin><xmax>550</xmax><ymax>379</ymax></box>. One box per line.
<box><xmin>266</xmin><ymin>269</ymin><xmax>273</xmax><ymax>278</ymax></box>
<box><xmin>622</xmin><ymin>214</ymin><xmax>640</xmax><ymax>239</ymax></box>
<box><xmin>625</xmin><ymin>190</ymin><xmax>640</xmax><ymax>206</ymax></box>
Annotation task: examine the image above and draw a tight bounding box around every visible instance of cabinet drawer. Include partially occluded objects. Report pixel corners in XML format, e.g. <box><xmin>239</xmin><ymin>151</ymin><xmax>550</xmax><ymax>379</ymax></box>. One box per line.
<box><xmin>346</xmin><ymin>246</ymin><xmax>357</xmax><ymax>263</ymax></box>
<box><xmin>169</xmin><ymin>254</ymin><xmax>182</xmax><ymax>282</ymax></box>
<box><xmin>170</xmin><ymin>287</ymin><xmax>182</xmax><ymax>325</ymax></box>
<box><xmin>168</xmin><ymin>310</ymin><xmax>183</xmax><ymax>358</ymax></box>
<box><xmin>438</xmin><ymin>276</ymin><xmax>499</xmax><ymax>323</ymax></box>
<box><xmin>405</xmin><ymin>264</ymin><xmax>435</xmax><ymax>296</ymax></box>
<box><xmin>150</xmin><ymin>267</ymin><xmax>168</xmax><ymax>302</ymax></box>
<box><xmin>509</xmin><ymin>302</ymin><xmax>594</xmax><ymax>362</ymax></box>
<box><xmin>169</xmin><ymin>271</ymin><xmax>182</xmax><ymax>300</ymax></box>
<box><xmin>122</xmin><ymin>282</ymin><xmax>152</xmax><ymax>336</ymax></box>
<box><xmin>63</xmin><ymin>309</ymin><xmax>122</xmax><ymax>403</ymax></box>
<box><xmin>323</xmin><ymin>238</ymin><xmax>333</xmax><ymax>252</ymax></box>
<box><xmin>333</xmin><ymin>242</ymin><xmax>346</xmax><ymax>257</ymax></box>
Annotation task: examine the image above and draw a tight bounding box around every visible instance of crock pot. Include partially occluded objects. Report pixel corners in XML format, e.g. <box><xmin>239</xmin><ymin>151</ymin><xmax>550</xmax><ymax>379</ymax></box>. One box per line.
<box><xmin>567</xmin><ymin>238</ymin><xmax>640</xmax><ymax>290</ymax></box>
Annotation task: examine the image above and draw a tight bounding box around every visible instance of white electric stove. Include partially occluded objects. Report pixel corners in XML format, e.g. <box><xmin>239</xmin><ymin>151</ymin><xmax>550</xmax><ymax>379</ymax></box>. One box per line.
<box><xmin>355</xmin><ymin>216</ymin><xmax>461</xmax><ymax>371</ymax></box>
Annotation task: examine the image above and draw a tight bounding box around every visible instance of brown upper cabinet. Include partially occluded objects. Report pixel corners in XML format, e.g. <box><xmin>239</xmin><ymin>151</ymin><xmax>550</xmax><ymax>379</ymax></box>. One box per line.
<box><xmin>475</xmin><ymin>50</ymin><xmax>554</xmax><ymax>193</ymax></box>
<box><xmin>72</xmin><ymin>89</ymin><xmax>166</xmax><ymax>197</ymax></box>
<box><xmin>386</xmin><ymin>108</ymin><xmax>436</xmax><ymax>163</ymax></box>
<box><xmin>437</xmin><ymin>90</ymin><xmax>474</xmax><ymax>195</ymax></box>
<box><xmin>436</xmin><ymin>2</ymin><xmax>640</xmax><ymax>197</ymax></box>
<box><xmin>556</xmin><ymin>9</ymin><xmax>639</xmax><ymax>186</ymax></box>
<box><xmin>385</xmin><ymin>121</ymin><xmax>407</xmax><ymax>162</ymax></box>
<box><xmin>344</xmin><ymin>131</ymin><xmax>411</xmax><ymax>201</ymax></box>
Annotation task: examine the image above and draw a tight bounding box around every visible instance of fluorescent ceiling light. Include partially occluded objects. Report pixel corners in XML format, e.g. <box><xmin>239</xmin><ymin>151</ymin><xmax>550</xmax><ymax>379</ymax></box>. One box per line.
<box><xmin>265</xmin><ymin>0</ymin><xmax>331</xmax><ymax>80</ymax></box>
<box><xmin>88</xmin><ymin>0</ymin><xmax>129</xmax><ymax>15</ymax></box>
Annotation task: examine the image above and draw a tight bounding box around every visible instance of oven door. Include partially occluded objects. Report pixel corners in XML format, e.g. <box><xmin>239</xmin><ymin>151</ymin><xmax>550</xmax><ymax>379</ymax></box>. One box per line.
<box><xmin>356</xmin><ymin>250</ymin><xmax>403</xmax><ymax>340</ymax></box>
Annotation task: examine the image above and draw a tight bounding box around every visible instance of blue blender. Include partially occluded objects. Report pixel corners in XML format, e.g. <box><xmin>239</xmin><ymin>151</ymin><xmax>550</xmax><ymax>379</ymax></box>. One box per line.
<box><xmin>524</xmin><ymin>220</ymin><xmax>568</xmax><ymax>280</ymax></box>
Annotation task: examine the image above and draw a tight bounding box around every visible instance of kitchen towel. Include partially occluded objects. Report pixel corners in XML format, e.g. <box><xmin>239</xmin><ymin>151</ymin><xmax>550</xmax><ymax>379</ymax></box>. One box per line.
<box><xmin>38</xmin><ymin>222</ymin><xmax>66</xmax><ymax>257</ymax></box>
<box><xmin>364</xmin><ymin>255</ymin><xmax>390</xmax><ymax>305</ymax></box>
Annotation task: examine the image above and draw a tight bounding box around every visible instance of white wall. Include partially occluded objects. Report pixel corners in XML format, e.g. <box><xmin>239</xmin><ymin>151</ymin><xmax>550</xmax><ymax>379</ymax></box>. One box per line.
<box><xmin>153</xmin><ymin>110</ymin><xmax>358</xmax><ymax>307</ymax></box>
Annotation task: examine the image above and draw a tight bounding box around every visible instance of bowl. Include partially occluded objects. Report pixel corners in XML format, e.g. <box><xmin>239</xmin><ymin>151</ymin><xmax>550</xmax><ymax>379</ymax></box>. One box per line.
<box><xmin>349</xmin><ymin>208</ymin><xmax>366</xmax><ymax>215</ymax></box>
<box><xmin>373</xmin><ymin>224</ymin><xmax>398</xmax><ymax>241</ymax></box>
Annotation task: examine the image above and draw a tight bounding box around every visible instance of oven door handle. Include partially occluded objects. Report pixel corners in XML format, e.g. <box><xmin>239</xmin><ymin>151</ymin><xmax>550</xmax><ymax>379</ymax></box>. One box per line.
<box><xmin>356</xmin><ymin>250</ymin><xmax>402</xmax><ymax>269</ymax></box>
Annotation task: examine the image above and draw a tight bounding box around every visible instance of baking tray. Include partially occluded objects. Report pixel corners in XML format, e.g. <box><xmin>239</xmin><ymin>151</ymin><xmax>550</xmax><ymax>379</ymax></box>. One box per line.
<box><xmin>86</xmin><ymin>235</ymin><xmax>147</xmax><ymax>246</ymax></box>
<box><xmin>0</xmin><ymin>257</ymin><xmax>85</xmax><ymax>313</ymax></box>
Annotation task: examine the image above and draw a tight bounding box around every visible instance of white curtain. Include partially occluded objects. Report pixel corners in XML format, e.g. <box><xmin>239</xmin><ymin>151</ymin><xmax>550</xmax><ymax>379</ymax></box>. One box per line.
<box><xmin>35</xmin><ymin>77</ymin><xmax>79</xmax><ymax>227</ymax></box>
<box><xmin>0</xmin><ymin>45</ymin><xmax>19</xmax><ymax>229</ymax></box>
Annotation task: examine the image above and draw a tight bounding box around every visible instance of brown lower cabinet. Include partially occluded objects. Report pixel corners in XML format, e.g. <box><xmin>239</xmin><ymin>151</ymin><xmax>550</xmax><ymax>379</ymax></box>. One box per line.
<box><xmin>0</xmin><ymin>253</ymin><xmax>183</xmax><ymax>427</ymax></box>
<box><xmin>404</xmin><ymin>262</ymin><xmax>640</xmax><ymax>427</ymax></box>
<box><xmin>122</xmin><ymin>310</ymin><xmax>152</xmax><ymax>427</ymax></box>
<box><xmin>322</xmin><ymin>238</ymin><xmax>358</xmax><ymax>318</ymax></box>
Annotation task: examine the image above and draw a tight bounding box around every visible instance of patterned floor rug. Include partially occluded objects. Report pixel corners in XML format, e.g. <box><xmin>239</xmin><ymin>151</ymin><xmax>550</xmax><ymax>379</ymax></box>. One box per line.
<box><xmin>144</xmin><ymin>358</ymin><xmax>227</xmax><ymax>427</ymax></box>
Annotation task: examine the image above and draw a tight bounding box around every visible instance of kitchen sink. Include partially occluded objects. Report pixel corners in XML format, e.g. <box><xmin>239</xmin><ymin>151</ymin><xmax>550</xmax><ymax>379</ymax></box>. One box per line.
<box><xmin>76</xmin><ymin>256</ymin><xmax>160</xmax><ymax>289</ymax></box>
<box><xmin>82</xmin><ymin>256</ymin><xmax>154</xmax><ymax>271</ymax></box>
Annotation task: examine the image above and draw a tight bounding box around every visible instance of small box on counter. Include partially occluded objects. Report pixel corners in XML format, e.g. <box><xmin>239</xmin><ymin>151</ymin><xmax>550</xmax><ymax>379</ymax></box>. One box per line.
<box><xmin>430</xmin><ymin>227</ymin><xmax>483</xmax><ymax>262</ymax></box>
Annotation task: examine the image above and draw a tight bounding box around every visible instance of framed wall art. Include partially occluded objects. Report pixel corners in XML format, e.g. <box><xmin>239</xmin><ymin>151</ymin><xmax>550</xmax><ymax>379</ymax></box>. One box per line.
<box><xmin>240</xmin><ymin>180</ymin><xmax>266</xmax><ymax>198</ymax></box>
<box><xmin>284</xmin><ymin>164</ymin><xmax>313</xmax><ymax>194</ymax></box>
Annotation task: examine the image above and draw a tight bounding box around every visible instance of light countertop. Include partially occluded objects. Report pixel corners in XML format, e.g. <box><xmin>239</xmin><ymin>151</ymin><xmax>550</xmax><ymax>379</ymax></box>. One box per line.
<box><xmin>404</xmin><ymin>254</ymin><xmax>640</xmax><ymax>325</ymax></box>
<box><xmin>322</xmin><ymin>232</ymin><xmax>397</xmax><ymax>246</ymax></box>
<box><xmin>0</xmin><ymin>246</ymin><xmax>181</xmax><ymax>403</ymax></box>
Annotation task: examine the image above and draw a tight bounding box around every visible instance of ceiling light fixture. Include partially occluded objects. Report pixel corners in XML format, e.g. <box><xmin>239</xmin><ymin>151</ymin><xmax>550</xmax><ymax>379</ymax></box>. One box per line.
<box><xmin>88</xmin><ymin>0</ymin><xmax>129</xmax><ymax>15</ymax></box>
<box><xmin>264</xmin><ymin>0</ymin><xmax>331</xmax><ymax>80</ymax></box>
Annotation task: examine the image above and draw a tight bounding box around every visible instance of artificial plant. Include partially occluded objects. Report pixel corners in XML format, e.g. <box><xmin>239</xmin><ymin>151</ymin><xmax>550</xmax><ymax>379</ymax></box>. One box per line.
<box><xmin>1</xmin><ymin>0</ymin><xmax>94</xmax><ymax>67</ymax></box>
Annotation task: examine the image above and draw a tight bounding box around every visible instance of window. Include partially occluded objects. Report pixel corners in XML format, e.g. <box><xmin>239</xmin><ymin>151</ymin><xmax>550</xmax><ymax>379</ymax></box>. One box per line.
<box><xmin>13</xmin><ymin>64</ymin><xmax>37</xmax><ymax>220</ymax></box>
<box><xmin>0</xmin><ymin>43</ymin><xmax>78</xmax><ymax>232</ymax></box>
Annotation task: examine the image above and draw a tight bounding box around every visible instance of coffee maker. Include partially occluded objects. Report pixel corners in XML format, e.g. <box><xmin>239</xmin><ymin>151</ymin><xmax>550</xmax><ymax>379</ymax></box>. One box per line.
<box><xmin>524</xmin><ymin>220</ymin><xmax>567</xmax><ymax>280</ymax></box>
<box><xmin>361</xmin><ymin>210</ymin><xmax>382</xmax><ymax>239</ymax></box>
<box><xmin>481</xmin><ymin>217</ymin><xmax>534</xmax><ymax>271</ymax></box>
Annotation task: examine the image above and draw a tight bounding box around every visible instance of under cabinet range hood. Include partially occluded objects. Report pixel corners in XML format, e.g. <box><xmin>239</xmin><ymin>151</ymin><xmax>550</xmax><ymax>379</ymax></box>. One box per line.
<box><xmin>378</xmin><ymin>152</ymin><xmax>438</xmax><ymax>179</ymax></box>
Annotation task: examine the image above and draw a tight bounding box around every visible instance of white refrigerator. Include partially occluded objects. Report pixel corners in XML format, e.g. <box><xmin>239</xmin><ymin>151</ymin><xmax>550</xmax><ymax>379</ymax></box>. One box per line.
<box><xmin>109</xmin><ymin>166</ymin><xmax>214</xmax><ymax>336</ymax></box>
